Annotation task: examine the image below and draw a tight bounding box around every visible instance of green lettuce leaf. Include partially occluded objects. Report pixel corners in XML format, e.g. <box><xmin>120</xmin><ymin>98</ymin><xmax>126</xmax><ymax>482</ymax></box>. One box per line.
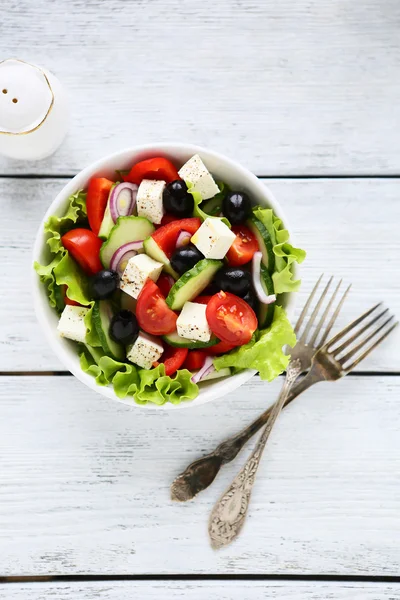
<box><xmin>213</xmin><ymin>305</ymin><xmax>296</xmax><ymax>381</ymax></box>
<box><xmin>79</xmin><ymin>349</ymin><xmax>199</xmax><ymax>406</ymax></box>
<box><xmin>187</xmin><ymin>181</ymin><xmax>231</xmax><ymax>227</ymax></box>
<box><xmin>253</xmin><ymin>207</ymin><xmax>306</xmax><ymax>293</ymax></box>
<box><xmin>44</xmin><ymin>190</ymin><xmax>87</xmax><ymax>254</ymax></box>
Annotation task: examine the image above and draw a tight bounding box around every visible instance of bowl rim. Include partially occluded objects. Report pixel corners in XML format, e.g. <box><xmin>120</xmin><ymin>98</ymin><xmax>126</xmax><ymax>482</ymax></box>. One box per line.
<box><xmin>32</xmin><ymin>142</ymin><xmax>298</xmax><ymax>410</ymax></box>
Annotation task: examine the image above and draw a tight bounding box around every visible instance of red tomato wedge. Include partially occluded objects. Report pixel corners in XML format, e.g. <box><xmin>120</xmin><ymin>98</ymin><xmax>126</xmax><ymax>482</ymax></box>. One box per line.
<box><xmin>150</xmin><ymin>217</ymin><xmax>201</xmax><ymax>257</ymax></box>
<box><xmin>157</xmin><ymin>273</ymin><xmax>175</xmax><ymax>297</ymax></box>
<box><xmin>124</xmin><ymin>157</ymin><xmax>180</xmax><ymax>185</ymax></box>
<box><xmin>86</xmin><ymin>177</ymin><xmax>114</xmax><ymax>235</ymax></box>
<box><xmin>206</xmin><ymin>291</ymin><xmax>258</xmax><ymax>346</ymax></box>
<box><xmin>183</xmin><ymin>350</ymin><xmax>209</xmax><ymax>371</ymax></box>
<box><xmin>160</xmin><ymin>346</ymin><xmax>188</xmax><ymax>376</ymax></box>
<box><xmin>159</xmin><ymin>213</ymin><xmax>176</xmax><ymax>227</ymax></box>
<box><xmin>226</xmin><ymin>225</ymin><xmax>259</xmax><ymax>266</ymax></box>
<box><xmin>61</xmin><ymin>228</ymin><xmax>103</xmax><ymax>275</ymax></box>
<box><xmin>136</xmin><ymin>281</ymin><xmax>177</xmax><ymax>336</ymax></box>
<box><xmin>207</xmin><ymin>339</ymin><xmax>237</xmax><ymax>355</ymax></box>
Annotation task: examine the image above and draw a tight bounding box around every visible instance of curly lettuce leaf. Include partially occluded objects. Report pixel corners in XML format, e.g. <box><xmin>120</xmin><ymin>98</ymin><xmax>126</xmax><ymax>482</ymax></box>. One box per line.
<box><xmin>187</xmin><ymin>181</ymin><xmax>231</xmax><ymax>227</ymax></box>
<box><xmin>213</xmin><ymin>305</ymin><xmax>296</xmax><ymax>381</ymax></box>
<box><xmin>253</xmin><ymin>207</ymin><xmax>306</xmax><ymax>293</ymax></box>
<box><xmin>80</xmin><ymin>349</ymin><xmax>199</xmax><ymax>406</ymax></box>
<box><xmin>44</xmin><ymin>190</ymin><xmax>87</xmax><ymax>254</ymax></box>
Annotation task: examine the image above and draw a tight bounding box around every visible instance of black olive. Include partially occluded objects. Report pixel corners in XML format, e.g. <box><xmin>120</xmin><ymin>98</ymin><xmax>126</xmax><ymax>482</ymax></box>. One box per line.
<box><xmin>214</xmin><ymin>267</ymin><xmax>252</xmax><ymax>297</ymax></box>
<box><xmin>91</xmin><ymin>270</ymin><xmax>119</xmax><ymax>300</ymax></box>
<box><xmin>242</xmin><ymin>289</ymin><xmax>259</xmax><ymax>312</ymax></box>
<box><xmin>222</xmin><ymin>191</ymin><xmax>252</xmax><ymax>225</ymax></box>
<box><xmin>170</xmin><ymin>244</ymin><xmax>204</xmax><ymax>275</ymax></box>
<box><xmin>163</xmin><ymin>180</ymin><xmax>194</xmax><ymax>218</ymax></box>
<box><xmin>110</xmin><ymin>310</ymin><xmax>139</xmax><ymax>345</ymax></box>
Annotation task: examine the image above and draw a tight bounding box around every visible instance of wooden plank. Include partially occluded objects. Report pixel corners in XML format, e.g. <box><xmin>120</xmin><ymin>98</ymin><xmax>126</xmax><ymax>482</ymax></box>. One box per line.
<box><xmin>1</xmin><ymin>0</ymin><xmax>400</xmax><ymax>175</ymax></box>
<box><xmin>1</xmin><ymin>375</ymin><xmax>400</xmax><ymax>575</ymax></box>
<box><xmin>1</xmin><ymin>177</ymin><xmax>398</xmax><ymax>372</ymax></box>
<box><xmin>3</xmin><ymin>580</ymin><xmax>400</xmax><ymax>600</ymax></box>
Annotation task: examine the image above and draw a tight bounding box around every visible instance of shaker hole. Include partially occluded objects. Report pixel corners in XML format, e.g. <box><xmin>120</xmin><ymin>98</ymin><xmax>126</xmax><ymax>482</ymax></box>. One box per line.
<box><xmin>12</xmin><ymin>98</ymin><xmax>18</xmax><ymax>103</ymax></box>
<box><xmin>2</xmin><ymin>89</ymin><xmax>7</xmax><ymax>94</ymax></box>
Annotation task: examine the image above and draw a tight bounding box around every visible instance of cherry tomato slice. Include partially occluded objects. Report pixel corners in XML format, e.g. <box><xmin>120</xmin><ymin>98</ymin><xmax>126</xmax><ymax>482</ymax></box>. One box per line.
<box><xmin>136</xmin><ymin>280</ymin><xmax>177</xmax><ymax>336</ymax></box>
<box><xmin>157</xmin><ymin>273</ymin><xmax>174</xmax><ymax>297</ymax></box>
<box><xmin>160</xmin><ymin>345</ymin><xmax>188</xmax><ymax>376</ymax></box>
<box><xmin>150</xmin><ymin>217</ymin><xmax>201</xmax><ymax>257</ymax></box>
<box><xmin>194</xmin><ymin>295</ymin><xmax>213</xmax><ymax>305</ymax></box>
<box><xmin>123</xmin><ymin>157</ymin><xmax>180</xmax><ymax>185</ymax></box>
<box><xmin>226</xmin><ymin>225</ymin><xmax>259</xmax><ymax>266</ymax></box>
<box><xmin>206</xmin><ymin>291</ymin><xmax>258</xmax><ymax>345</ymax></box>
<box><xmin>86</xmin><ymin>177</ymin><xmax>114</xmax><ymax>235</ymax></box>
<box><xmin>61</xmin><ymin>228</ymin><xmax>103</xmax><ymax>275</ymax></box>
<box><xmin>207</xmin><ymin>339</ymin><xmax>237</xmax><ymax>355</ymax></box>
<box><xmin>183</xmin><ymin>349</ymin><xmax>210</xmax><ymax>371</ymax></box>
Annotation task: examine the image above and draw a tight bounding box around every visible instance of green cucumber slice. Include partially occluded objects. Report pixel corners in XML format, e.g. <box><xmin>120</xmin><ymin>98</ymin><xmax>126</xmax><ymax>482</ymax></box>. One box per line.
<box><xmin>166</xmin><ymin>259</ymin><xmax>223</xmax><ymax>311</ymax></box>
<box><xmin>120</xmin><ymin>291</ymin><xmax>137</xmax><ymax>313</ymax></box>
<box><xmin>143</xmin><ymin>236</ymin><xmax>179</xmax><ymax>279</ymax></box>
<box><xmin>163</xmin><ymin>330</ymin><xmax>219</xmax><ymax>349</ymax></box>
<box><xmin>257</xmin><ymin>262</ymin><xmax>275</xmax><ymax>329</ymax></box>
<box><xmin>92</xmin><ymin>300</ymin><xmax>125</xmax><ymax>360</ymax></box>
<box><xmin>100</xmin><ymin>216</ymin><xmax>155</xmax><ymax>269</ymax></box>
<box><xmin>247</xmin><ymin>215</ymin><xmax>275</xmax><ymax>273</ymax></box>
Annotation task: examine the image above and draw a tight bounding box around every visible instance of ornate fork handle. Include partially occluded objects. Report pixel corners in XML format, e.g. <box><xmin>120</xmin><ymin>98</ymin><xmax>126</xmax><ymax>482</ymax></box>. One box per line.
<box><xmin>208</xmin><ymin>359</ymin><xmax>302</xmax><ymax>549</ymax></box>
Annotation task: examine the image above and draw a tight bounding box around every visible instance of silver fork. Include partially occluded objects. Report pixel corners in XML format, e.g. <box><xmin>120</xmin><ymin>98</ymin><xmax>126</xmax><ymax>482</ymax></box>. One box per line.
<box><xmin>171</xmin><ymin>275</ymin><xmax>350</xmax><ymax>503</ymax></box>
<box><xmin>208</xmin><ymin>303</ymin><xmax>398</xmax><ymax>549</ymax></box>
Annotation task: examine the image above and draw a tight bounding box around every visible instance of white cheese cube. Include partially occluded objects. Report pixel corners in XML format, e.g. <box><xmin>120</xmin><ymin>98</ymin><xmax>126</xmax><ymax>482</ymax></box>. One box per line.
<box><xmin>178</xmin><ymin>154</ymin><xmax>220</xmax><ymax>200</ymax></box>
<box><xmin>127</xmin><ymin>331</ymin><xmax>164</xmax><ymax>369</ymax></box>
<box><xmin>120</xmin><ymin>254</ymin><xmax>163</xmax><ymax>299</ymax></box>
<box><xmin>136</xmin><ymin>179</ymin><xmax>166</xmax><ymax>224</ymax></box>
<box><xmin>191</xmin><ymin>217</ymin><xmax>236</xmax><ymax>259</ymax></box>
<box><xmin>57</xmin><ymin>305</ymin><xmax>89</xmax><ymax>343</ymax></box>
<box><xmin>176</xmin><ymin>302</ymin><xmax>212</xmax><ymax>342</ymax></box>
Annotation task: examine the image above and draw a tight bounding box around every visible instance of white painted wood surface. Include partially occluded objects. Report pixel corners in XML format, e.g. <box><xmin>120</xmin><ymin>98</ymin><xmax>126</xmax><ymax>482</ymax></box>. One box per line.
<box><xmin>4</xmin><ymin>581</ymin><xmax>400</xmax><ymax>600</ymax></box>
<box><xmin>1</xmin><ymin>176</ymin><xmax>398</xmax><ymax>372</ymax></box>
<box><xmin>1</xmin><ymin>0</ymin><xmax>400</xmax><ymax>175</ymax></box>
<box><xmin>1</xmin><ymin>375</ymin><xmax>400</xmax><ymax>575</ymax></box>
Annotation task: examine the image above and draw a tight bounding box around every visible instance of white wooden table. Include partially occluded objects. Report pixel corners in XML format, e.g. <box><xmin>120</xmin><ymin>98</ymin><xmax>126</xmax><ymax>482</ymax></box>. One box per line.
<box><xmin>1</xmin><ymin>1</ymin><xmax>400</xmax><ymax>598</ymax></box>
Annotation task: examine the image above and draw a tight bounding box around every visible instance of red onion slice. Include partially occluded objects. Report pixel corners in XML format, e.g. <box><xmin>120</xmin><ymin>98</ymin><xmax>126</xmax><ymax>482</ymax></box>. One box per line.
<box><xmin>110</xmin><ymin>241</ymin><xmax>144</xmax><ymax>274</ymax></box>
<box><xmin>176</xmin><ymin>231</ymin><xmax>192</xmax><ymax>248</ymax></box>
<box><xmin>191</xmin><ymin>356</ymin><xmax>215</xmax><ymax>383</ymax></box>
<box><xmin>252</xmin><ymin>251</ymin><xmax>277</xmax><ymax>304</ymax></box>
<box><xmin>110</xmin><ymin>182</ymin><xmax>138</xmax><ymax>223</ymax></box>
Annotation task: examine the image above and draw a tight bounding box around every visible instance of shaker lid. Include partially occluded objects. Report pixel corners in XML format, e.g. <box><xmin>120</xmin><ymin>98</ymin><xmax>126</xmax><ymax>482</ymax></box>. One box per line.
<box><xmin>0</xmin><ymin>59</ymin><xmax>53</xmax><ymax>134</ymax></box>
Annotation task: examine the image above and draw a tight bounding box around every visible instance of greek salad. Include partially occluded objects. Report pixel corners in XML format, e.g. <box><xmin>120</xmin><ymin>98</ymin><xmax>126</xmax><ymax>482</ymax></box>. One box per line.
<box><xmin>35</xmin><ymin>153</ymin><xmax>306</xmax><ymax>405</ymax></box>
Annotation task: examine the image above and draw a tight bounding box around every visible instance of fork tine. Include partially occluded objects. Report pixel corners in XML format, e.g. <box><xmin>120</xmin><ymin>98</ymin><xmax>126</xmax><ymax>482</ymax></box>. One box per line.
<box><xmin>294</xmin><ymin>274</ymin><xmax>324</xmax><ymax>334</ymax></box>
<box><xmin>326</xmin><ymin>302</ymin><xmax>383</xmax><ymax>349</ymax></box>
<box><xmin>338</xmin><ymin>315</ymin><xmax>395</xmax><ymax>365</ymax></box>
<box><xmin>332</xmin><ymin>308</ymin><xmax>389</xmax><ymax>356</ymax></box>
<box><xmin>309</xmin><ymin>278</ymin><xmax>341</xmax><ymax>346</ymax></box>
<box><xmin>299</xmin><ymin>276</ymin><xmax>333</xmax><ymax>343</ymax></box>
<box><xmin>341</xmin><ymin>321</ymin><xmax>398</xmax><ymax>372</ymax></box>
<box><xmin>318</xmin><ymin>283</ymin><xmax>352</xmax><ymax>347</ymax></box>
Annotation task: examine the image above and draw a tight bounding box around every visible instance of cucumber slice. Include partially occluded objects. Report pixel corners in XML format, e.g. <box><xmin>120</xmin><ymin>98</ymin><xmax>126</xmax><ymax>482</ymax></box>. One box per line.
<box><xmin>194</xmin><ymin>367</ymin><xmax>232</xmax><ymax>382</ymax></box>
<box><xmin>163</xmin><ymin>330</ymin><xmax>219</xmax><ymax>349</ymax></box>
<box><xmin>257</xmin><ymin>262</ymin><xmax>275</xmax><ymax>329</ymax></box>
<box><xmin>143</xmin><ymin>236</ymin><xmax>179</xmax><ymax>279</ymax></box>
<box><xmin>92</xmin><ymin>300</ymin><xmax>125</xmax><ymax>360</ymax></box>
<box><xmin>166</xmin><ymin>259</ymin><xmax>223</xmax><ymax>310</ymax></box>
<box><xmin>100</xmin><ymin>216</ymin><xmax>155</xmax><ymax>269</ymax></box>
<box><xmin>120</xmin><ymin>291</ymin><xmax>137</xmax><ymax>313</ymax></box>
<box><xmin>98</xmin><ymin>184</ymin><xmax>117</xmax><ymax>240</ymax></box>
<box><xmin>247</xmin><ymin>215</ymin><xmax>275</xmax><ymax>273</ymax></box>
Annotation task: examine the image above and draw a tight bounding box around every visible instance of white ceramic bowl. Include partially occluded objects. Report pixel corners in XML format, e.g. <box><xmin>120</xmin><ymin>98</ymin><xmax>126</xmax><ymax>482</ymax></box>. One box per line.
<box><xmin>33</xmin><ymin>143</ymin><xmax>297</xmax><ymax>410</ymax></box>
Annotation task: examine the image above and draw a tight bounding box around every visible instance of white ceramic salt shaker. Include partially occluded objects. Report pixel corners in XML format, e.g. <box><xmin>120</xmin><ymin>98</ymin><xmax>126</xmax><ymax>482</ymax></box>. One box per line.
<box><xmin>0</xmin><ymin>59</ymin><xmax>69</xmax><ymax>160</ymax></box>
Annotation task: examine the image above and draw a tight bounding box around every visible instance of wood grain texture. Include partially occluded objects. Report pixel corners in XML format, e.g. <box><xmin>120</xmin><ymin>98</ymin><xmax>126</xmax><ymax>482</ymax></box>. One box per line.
<box><xmin>1</xmin><ymin>176</ymin><xmax>398</xmax><ymax>372</ymax></box>
<box><xmin>1</xmin><ymin>0</ymin><xmax>400</xmax><ymax>175</ymax></box>
<box><xmin>3</xmin><ymin>581</ymin><xmax>400</xmax><ymax>600</ymax></box>
<box><xmin>1</xmin><ymin>375</ymin><xmax>400</xmax><ymax>575</ymax></box>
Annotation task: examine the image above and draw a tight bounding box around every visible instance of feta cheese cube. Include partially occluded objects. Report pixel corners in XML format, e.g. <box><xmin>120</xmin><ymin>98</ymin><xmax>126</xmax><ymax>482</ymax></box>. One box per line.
<box><xmin>120</xmin><ymin>254</ymin><xmax>163</xmax><ymax>299</ymax></box>
<box><xmin>57</xmin><ymin>305</ymin><xmax>89</xmax><ymax>343</ymax></box>
<box><xmin>127</xmin><ymin>331</ymin><xmax>164</xmax><ymax>369</ymax></box>
<box><xmin>191</xmin><ymin>217</ymin><xmax>236</xmax><ymax>259</ymax></box>
<box><xmin>176</xmin><ymin>302</ymin><xmax>212</xmax><ymax>342</ymax></box>
<box><xmin>178</xmin><ymin>154</ymin><xmax>220</xmax><ymax>200</ymax></box>
<box><xmin>136</xmin><ymin>179</ymin><xmax>166</xmax><ymax>224</ymax></box>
